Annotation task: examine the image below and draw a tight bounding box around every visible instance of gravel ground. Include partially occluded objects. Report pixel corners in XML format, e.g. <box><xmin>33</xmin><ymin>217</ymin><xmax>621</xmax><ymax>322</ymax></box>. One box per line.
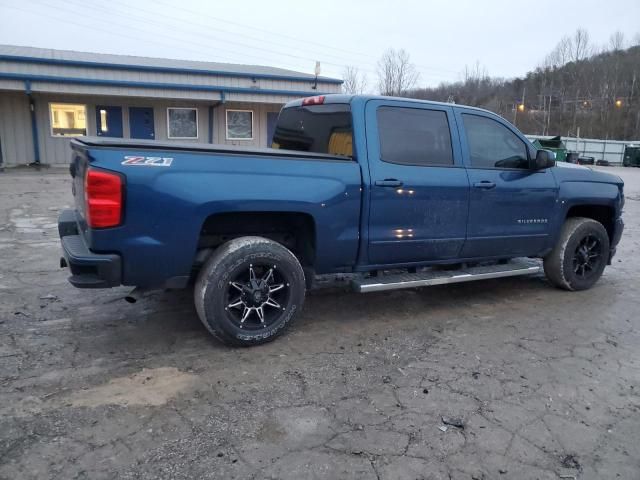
<box><xmin>1</xmin><ymin>166</ymin><xmax>639</xmax><ymax>480</ymax></box>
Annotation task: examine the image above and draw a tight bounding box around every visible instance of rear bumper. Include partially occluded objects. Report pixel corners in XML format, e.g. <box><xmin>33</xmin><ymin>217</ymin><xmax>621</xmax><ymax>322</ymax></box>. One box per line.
<box><xmin>58</xmin><ymin>209</ymin><xmax>121</xmax><ymax>288</ymax></box>
<box><xmin>609</xmin><ymin>217</ymin><xmax>624</xmax><ymax>263</ymax></box>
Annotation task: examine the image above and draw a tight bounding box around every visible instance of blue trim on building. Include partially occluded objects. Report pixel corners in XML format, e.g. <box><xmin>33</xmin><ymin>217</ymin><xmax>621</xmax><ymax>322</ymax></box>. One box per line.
<box><xmin>0</xmin><ymin>72</ymin><xmax>330</xmax><ymax>98</ymax></box>
<box><xmin>0</xmin><ymin>54</ymin><xmax>343</xmax><ymax>85</ymax></box>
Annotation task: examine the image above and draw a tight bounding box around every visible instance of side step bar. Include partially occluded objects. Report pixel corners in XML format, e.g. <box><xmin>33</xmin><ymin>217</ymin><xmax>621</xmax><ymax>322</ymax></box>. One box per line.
<box><xmin>352</xmin><ymin>259</ymin><xmax>542</xmax><ymax>293</ymax></box>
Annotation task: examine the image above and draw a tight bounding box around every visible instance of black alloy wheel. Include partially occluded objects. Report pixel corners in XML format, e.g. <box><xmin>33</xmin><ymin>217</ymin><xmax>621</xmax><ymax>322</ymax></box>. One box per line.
<box><xmin>572</xmin><ymin>234</ymin><xmax>603</xmax><ymax>279</ymax></box>
<box><xmin>225</xmin><ymin>263</ymin><xmax>290</xmax><ymax>330</ymax></box>
<box><xmin>195</xmin><ymin>236</ymin><xmax>306</xmax><ymax>346</ymax></box>
<box><xmin>543</xmin><ymin>217</ymin><xmax>610</xmax><ymax>291</ymax></box>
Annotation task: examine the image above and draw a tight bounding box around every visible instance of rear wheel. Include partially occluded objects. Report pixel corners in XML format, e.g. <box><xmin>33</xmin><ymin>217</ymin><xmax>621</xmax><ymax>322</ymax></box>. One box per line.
<box><xmin>195</xmin><ymin>236</ymin><xmax>306</xmax><ymax>346</ymax></box>
<box><xmin>543</xmin><ymin>217</ymin><xmax>609</xmax><ymax>291</ymax></box>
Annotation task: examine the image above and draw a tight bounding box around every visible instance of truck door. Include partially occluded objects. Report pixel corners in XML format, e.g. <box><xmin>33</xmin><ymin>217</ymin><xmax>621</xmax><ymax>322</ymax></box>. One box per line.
<box><xmin>365</xmin><ymin>99</ymin><xmax>470</xmax><ymax>265</ymax></box>
<box><xmin>455</xmin><ymin>110</ymin><xmax>557</xmax><ymax>258</ymax></box>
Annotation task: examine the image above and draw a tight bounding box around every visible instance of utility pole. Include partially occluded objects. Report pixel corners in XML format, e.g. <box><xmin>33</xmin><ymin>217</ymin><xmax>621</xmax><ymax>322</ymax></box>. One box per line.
<box><xmin>312</xmin><ymin>61</ymin><xmax>321</xmax><ymax>90</ymax></box>
<box><xmin>546</xmin><ymin>95</ymin><xmax>552</xmax><ymax>136</ymax></box>
<box><xmin>513</xmin><ymin>87</ymin><xmax>526</xmax><ymax>127</ymax></box>
<box><xmin>544</xmin><ymin>96</ymin><xmax>548</xmax><ymax>136</ymax></box>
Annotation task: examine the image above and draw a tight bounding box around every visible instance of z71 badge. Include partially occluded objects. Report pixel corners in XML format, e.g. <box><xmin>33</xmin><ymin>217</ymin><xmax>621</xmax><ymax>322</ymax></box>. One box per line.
<box><xmin>122</xmin><ymin>156</ymin><xmax>173</xmax><ymax>167</ymax></box>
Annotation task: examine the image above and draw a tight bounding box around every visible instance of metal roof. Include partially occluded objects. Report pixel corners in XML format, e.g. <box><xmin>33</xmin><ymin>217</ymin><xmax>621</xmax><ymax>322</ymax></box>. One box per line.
<box><xmin>0</xmin><ymin>44</ymin><xmax>342</xmax><ymax>84</ymax></box>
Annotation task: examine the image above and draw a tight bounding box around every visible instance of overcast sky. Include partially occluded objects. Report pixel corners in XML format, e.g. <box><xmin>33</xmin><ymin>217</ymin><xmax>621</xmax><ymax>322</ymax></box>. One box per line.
<box><xmin>1</xmin><ymin>0</ymin><xmax>639</xmax><ymax>88</ymax></box>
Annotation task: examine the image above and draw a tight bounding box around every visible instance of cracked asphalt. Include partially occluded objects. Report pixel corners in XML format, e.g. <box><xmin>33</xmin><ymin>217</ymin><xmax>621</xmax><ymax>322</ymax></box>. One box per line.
<box><xmin>1</xmin><ymin>166</ymin><xmax>639</xmax><ymax>480</ymax></box>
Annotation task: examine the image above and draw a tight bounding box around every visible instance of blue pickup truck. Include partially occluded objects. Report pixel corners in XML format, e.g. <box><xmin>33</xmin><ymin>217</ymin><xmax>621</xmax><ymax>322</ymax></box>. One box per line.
<box><xmin>58</xmin><ymin>94</ymin><xmax>624</xmax><ymax>346</ymax></box>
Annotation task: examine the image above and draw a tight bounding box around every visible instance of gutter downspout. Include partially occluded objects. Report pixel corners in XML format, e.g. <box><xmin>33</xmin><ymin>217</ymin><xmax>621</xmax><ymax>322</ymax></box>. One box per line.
<box><xmin>208</xmin><ymin>92</ymin><xmax>227</xmax><ymax>144</ymax></box>
<box><xmin>208</xmin><ymin>105</ymin><xmax>214</xmax><ymax>144</ymax></box>
<box><xmin>25</xmin><ymin>80</ymin><xmax>41</xmax><ymax>165</ymax></box>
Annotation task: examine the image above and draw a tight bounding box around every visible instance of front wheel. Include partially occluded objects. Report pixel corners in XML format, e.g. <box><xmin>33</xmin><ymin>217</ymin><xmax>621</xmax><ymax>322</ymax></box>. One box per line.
<box><xmin>195</xmin><ymin>236</ymin><xmax>306</xmax><ymax>346</ymax></box>
<box><xmin>543</xmin><ymin>217</ymin><xmax>610</xmax><ymax>291</ymax></box>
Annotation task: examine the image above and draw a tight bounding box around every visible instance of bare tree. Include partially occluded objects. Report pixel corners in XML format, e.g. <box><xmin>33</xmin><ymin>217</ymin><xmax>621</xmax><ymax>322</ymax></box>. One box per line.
<box><xmin>544</xmin><ymin>35</ymin><xmax>572</xmax><ymax>68</ymax></box>
<box><xmin>571</xmin><ymin>28</ymin><xmax>591</xmax><ymax>62</ymax></box>
<box><xmin>633</xmin><ymin>32</ymin><xmax>640</xmax><ymax>47</ymax></box>
<box><xmin>376</xmin><ymin>48</ymin><xmax>419</xmax><ymax>96</ymax></box>
<box><xmin>342</xmin><ymin>66</ymin><xmax>368</xmax><ymax>94</ymax></box>
<box><xmin>544</xmin><ymin>29</ymin><xmax>589</xmax><ymax>66</ymax></box>
<box><xmin>406</xmin><ymin>27</ymin><xmax>640</xmax><ymax>140</ymax></box>
<box><xmin>462</xmin><ymin>61</ymin><xmax>488</xmax><ymax>83</ymax></box>
<box><xmin>609</xmin><ymin>31</ymin><xmax>625</xmax><ymax>51</ymax></box>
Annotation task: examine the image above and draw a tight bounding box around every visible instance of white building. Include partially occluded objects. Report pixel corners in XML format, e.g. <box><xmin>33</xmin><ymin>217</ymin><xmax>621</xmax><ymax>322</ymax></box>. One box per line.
<box><xmin>0</xmin><ymin>45</ymin><xmax>342</xmax><ymax>167</ymax></box>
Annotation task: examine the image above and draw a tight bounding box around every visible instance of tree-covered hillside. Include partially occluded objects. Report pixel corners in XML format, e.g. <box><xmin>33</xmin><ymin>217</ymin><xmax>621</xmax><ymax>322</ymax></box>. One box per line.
<box><xmin>408</xmin><ymin>30</ymin><xmax>640</xmax><ymax>140</ymax></box>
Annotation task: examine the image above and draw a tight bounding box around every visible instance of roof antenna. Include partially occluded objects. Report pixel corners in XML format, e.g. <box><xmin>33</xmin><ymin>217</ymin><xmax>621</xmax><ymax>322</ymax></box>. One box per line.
<box><xmin>312</xmin><ymin>61</ymin><xmax>321</xmax><ymax>90</ymax></box>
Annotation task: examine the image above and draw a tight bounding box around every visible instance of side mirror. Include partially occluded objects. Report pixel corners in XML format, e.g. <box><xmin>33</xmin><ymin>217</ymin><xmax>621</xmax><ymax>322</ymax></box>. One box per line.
<box><xmin>532</xmin><ymin>149</ymin><xmax>555</xmax><ymax>169</ymax></box>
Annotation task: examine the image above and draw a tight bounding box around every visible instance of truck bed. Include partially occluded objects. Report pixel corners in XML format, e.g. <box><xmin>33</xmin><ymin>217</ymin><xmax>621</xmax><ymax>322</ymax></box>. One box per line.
<box><xmin>73</xmin><ymin>137</ymin><xmax>350</xmax><ymax>162</ymax></box>
<box><xmin>67</xmin><ymin>137</ymin><xmax>363</xmax><ymax>287</ymax></box>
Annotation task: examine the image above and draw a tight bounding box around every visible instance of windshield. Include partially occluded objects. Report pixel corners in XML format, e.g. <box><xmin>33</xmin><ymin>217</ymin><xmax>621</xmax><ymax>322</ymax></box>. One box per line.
<box><xmin>272</xmin><ymin>104</ymin><xmax>353</xmax><ymax>157</ymax></box>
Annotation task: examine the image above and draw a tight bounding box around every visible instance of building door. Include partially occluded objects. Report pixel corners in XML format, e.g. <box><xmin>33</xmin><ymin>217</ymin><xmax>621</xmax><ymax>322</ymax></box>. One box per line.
<box><xmin>95</xmin><ymin>106</ymin><xmax>123</xmax><ymax>137</ymax></box>
<box><xmin>129</xmin><ymin>107</ymin><xmax>155</xmax><ymax>139</ymax></box>
<box><xmin>266</xmin><ymin>112</ymin><xmax>279</xmax><ymax>147</ymax></box>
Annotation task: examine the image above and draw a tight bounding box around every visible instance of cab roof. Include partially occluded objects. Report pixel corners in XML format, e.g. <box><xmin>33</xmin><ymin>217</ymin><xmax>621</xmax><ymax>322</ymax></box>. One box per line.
<box><xmin>284</xmin><ymin>94</ymin><xmax>494</xmax><ymax>115</ymax></box>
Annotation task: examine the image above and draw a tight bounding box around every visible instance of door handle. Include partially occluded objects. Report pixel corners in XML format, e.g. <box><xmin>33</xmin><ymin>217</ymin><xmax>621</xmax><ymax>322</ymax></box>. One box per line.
<box><xmin>375</xmin><ymin>179</ymin><xmax>403</xmax><ymax>187</ymax></box>
<box><xmin>473</xmin><ymin>181</ymin><xmax>496</xmax><ymax>189</ymax></box>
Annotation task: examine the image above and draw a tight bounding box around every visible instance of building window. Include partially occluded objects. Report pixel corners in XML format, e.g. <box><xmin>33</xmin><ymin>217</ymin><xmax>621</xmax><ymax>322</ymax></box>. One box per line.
<box><xmin>49</xmin><ymin>103</ymin><xmax>87</xmax><ymax>137</ymax></box>
<box><xmin>99</xmin><ymin>109</ymin><xmax>108</xmax><ymax>133</ymax></box>
<box><xmin>167</xmin><ymin>107</ymin><xmax>198</xmax><ymax>139</ymax></box>
<box><xmin>226</xmin><ymin>109</ymin><xmax>253</xmax><ymax>140</ymax></box>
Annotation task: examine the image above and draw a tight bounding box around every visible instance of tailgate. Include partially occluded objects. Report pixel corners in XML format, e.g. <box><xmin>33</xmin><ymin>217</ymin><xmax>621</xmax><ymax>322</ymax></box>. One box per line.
<box><xmin>70</xmin><ymin>142</ymin><xmax>90</xmax><ymax>228</ymax></box>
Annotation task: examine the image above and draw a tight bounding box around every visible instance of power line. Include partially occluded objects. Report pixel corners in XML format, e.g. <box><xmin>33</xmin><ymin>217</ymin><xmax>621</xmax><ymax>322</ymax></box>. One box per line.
<box><xmin>1</xmin><ymin>0</ymin><xmax>462</xmax><ymax>84</ymax></box>
<box><xmin>106</xmin><ymin>0</ymin><xmax>379</xmax><ymax>68</ymax></box>
<box><xmin>37</xmin><ymin>0</ymin><xmax>339</xmax><ymax>71</ymax></box>
<box><xmin>150</xmin><ymin>0</ymin><xmax>461</xmax><ymax>76</ymax></box>
<box><xmin>152</xmin><ymin>0</ymin><xmax>379</xmax><ymax>61</ymax></box>
<box><xmin>67</xmin><ymin>0</ymin><xmax>457</xmax><ymax>81</ymax></box>
<box><xmin>4</xmin><ymin>1</ymin><xmax>320</xmax><ymax>74</ymax></box>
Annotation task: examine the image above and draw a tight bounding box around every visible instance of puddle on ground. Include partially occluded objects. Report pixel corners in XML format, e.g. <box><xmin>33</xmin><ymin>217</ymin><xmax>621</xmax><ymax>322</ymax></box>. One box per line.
<box><xmin>9</xmin><ymin>208</ymin><xmax>58</xmax><ymax>234</ymax></box>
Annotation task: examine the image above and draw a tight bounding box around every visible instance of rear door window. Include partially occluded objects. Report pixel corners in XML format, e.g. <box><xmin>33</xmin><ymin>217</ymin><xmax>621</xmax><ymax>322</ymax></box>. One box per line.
<box><xmin>272</xmin><ymin>104</ymin><xmax>353</xmax><ymax>157</ymax></box>
<box><xmin>377</xmin><ymin>106</ymin><xmax>454</xmax><ymax>166</ymax></box>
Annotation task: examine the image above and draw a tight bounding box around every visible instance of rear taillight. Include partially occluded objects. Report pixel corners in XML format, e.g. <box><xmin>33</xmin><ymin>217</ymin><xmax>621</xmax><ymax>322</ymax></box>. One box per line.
<box><xmin>84</xmin><ymin>169</ymin><xmax>123</xmax><ymax>228</ymax></box>
<box><xmin>302</xmin><ymin>95</ymin><xmax>325</xmax><ymax>106</ymax></box>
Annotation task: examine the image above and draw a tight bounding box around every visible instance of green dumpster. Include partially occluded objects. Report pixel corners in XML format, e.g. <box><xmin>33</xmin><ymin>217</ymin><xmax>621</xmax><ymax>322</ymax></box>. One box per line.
<box><xmin>623</xmin><ymin>145</ymin><xmax>640</xmax><ymax>167</ymax></box>
<box><xmin>531</xmin><ymin>136</ymin><xmax>568</xmax><ymax>162</ymax></box>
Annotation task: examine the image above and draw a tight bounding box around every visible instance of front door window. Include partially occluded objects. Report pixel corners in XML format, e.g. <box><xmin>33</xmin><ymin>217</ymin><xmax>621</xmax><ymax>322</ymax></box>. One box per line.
<box><xmin>462</xmin><ymin>114</ymin><xmax>528</xmax><ymax>169</ymax></box>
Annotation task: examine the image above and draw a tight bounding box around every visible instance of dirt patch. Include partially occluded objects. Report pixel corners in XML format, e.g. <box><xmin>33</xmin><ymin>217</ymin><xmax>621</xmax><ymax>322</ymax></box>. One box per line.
<box><xmin>68</xmin><ymin>367</ymin><xmax>197</xmax><ymax>407</ymax></box>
